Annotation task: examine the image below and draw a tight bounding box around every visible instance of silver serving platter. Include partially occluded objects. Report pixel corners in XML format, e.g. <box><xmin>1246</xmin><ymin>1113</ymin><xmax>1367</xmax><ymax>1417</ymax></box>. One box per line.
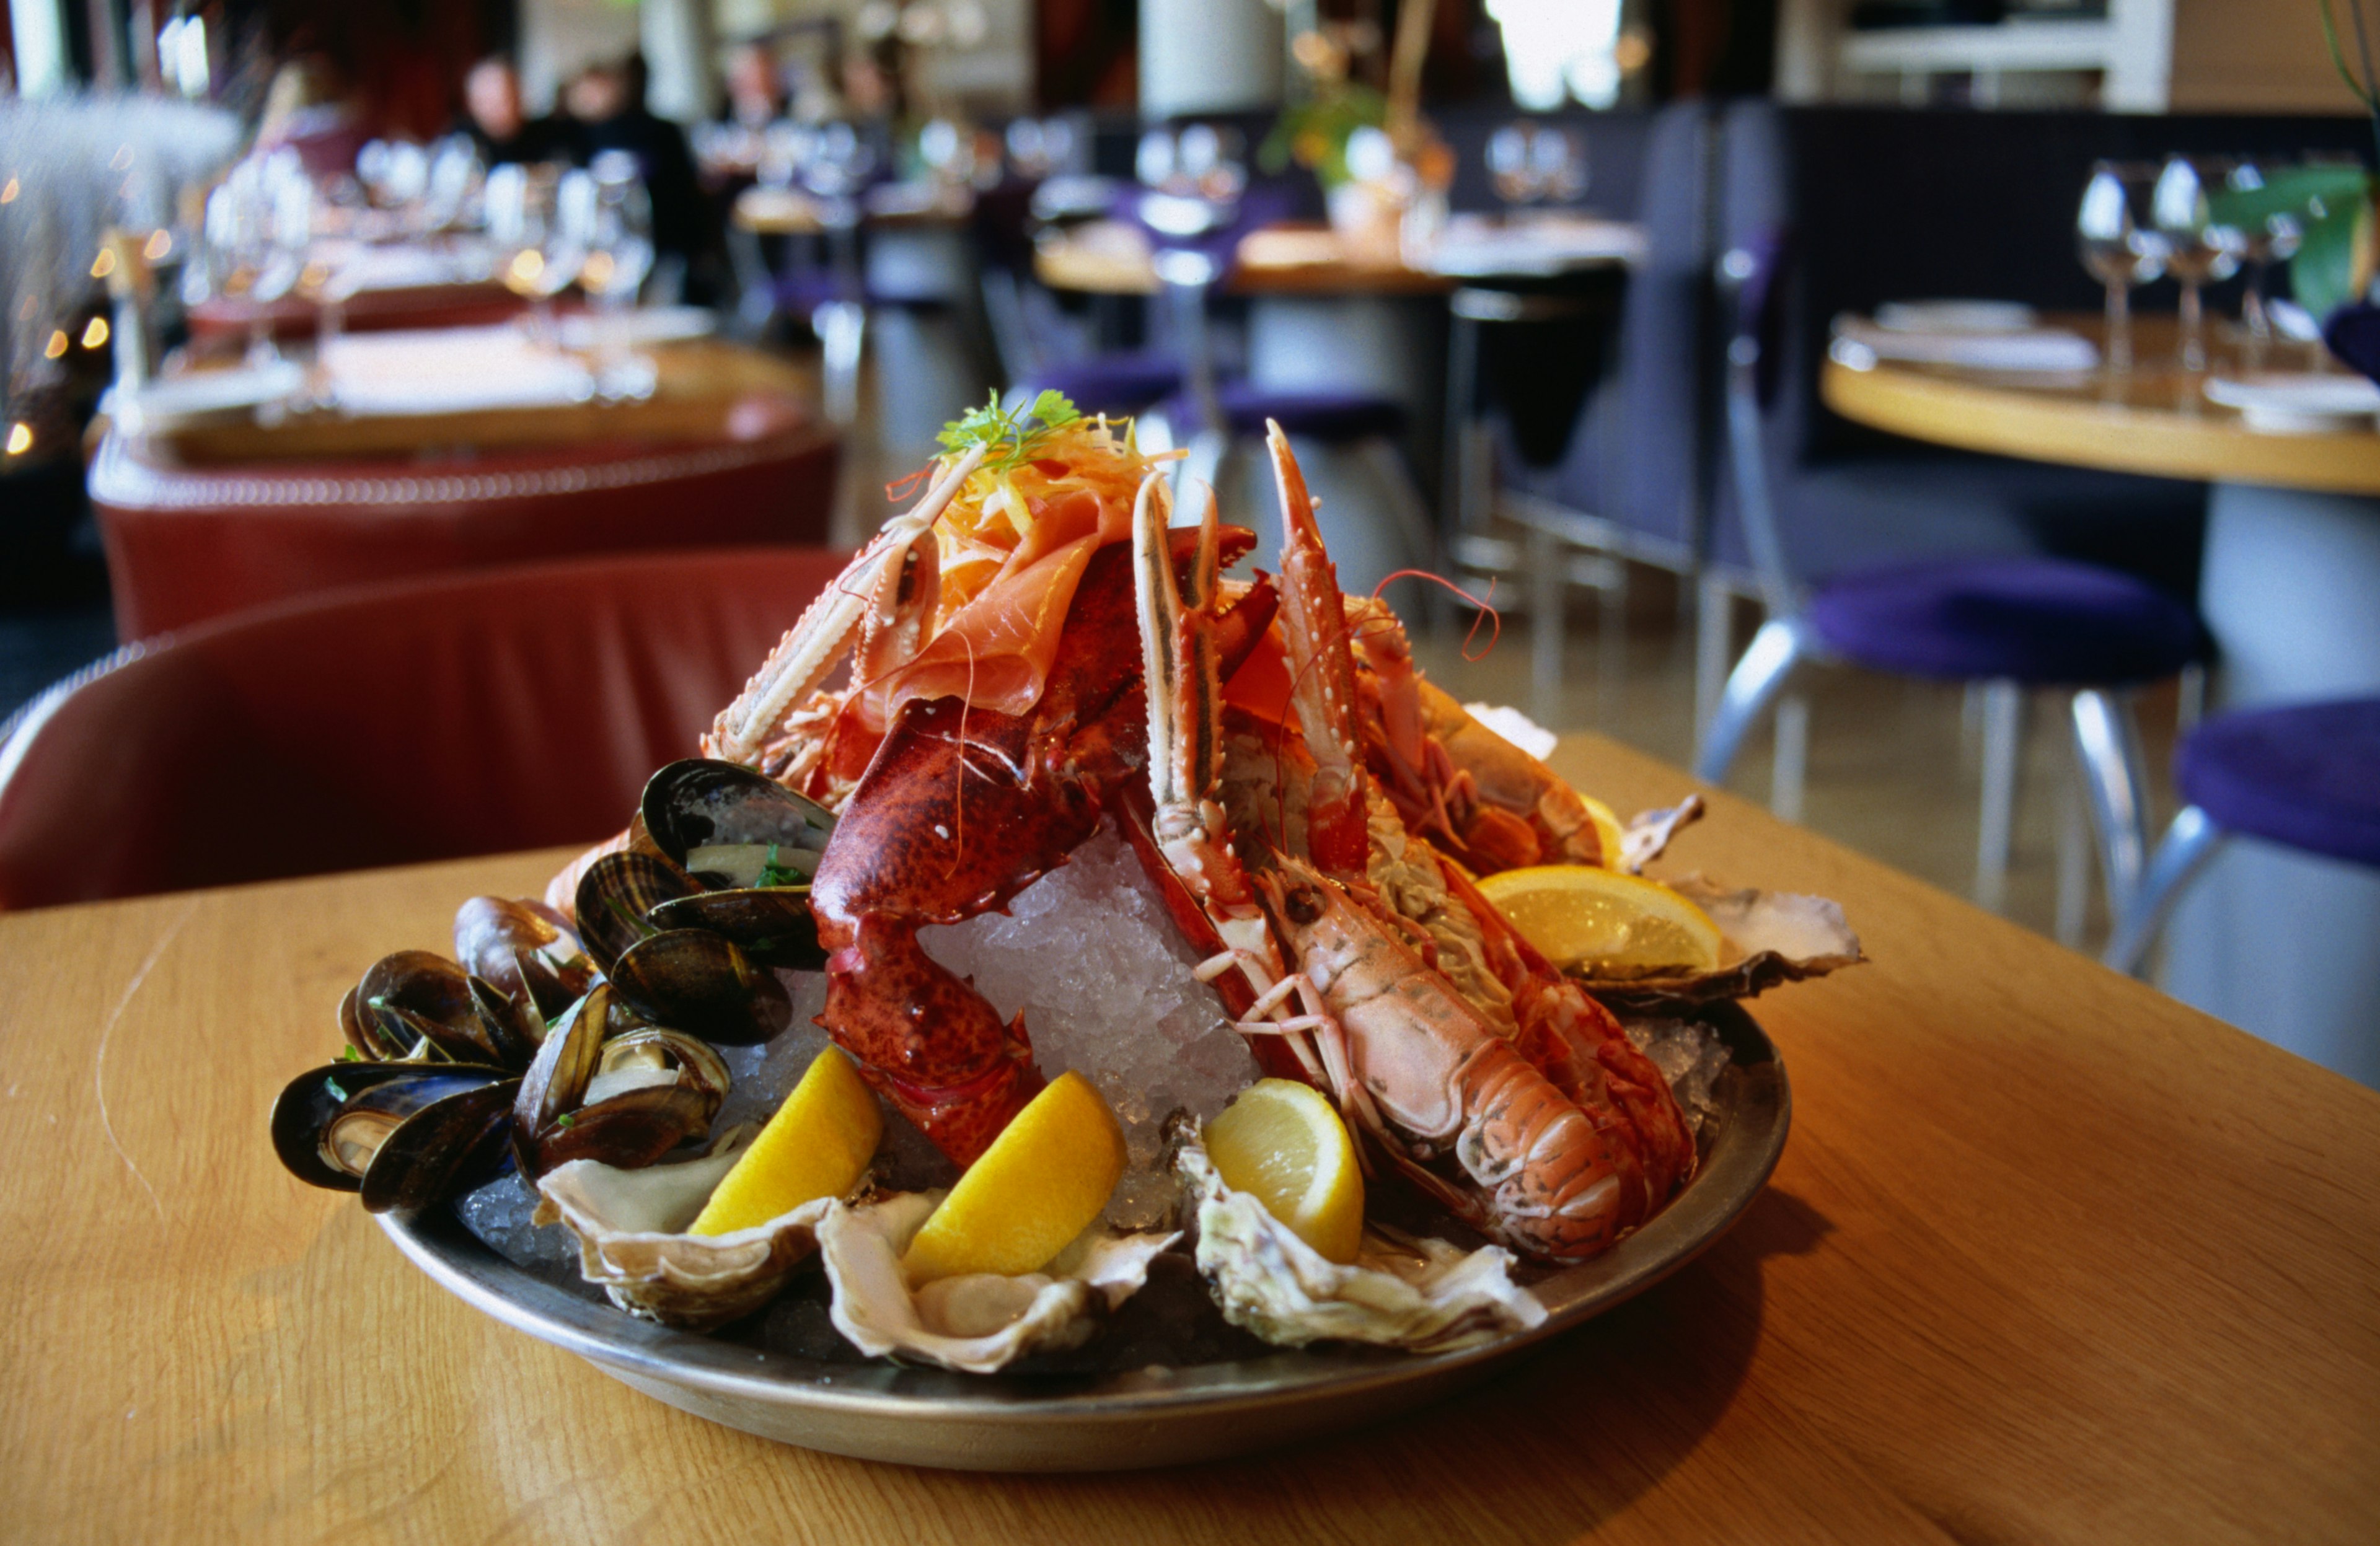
<box><xmin>381</xmin><ymin>1003</ymin><xmax>1788</xmax><ymax>1471</ymax></box>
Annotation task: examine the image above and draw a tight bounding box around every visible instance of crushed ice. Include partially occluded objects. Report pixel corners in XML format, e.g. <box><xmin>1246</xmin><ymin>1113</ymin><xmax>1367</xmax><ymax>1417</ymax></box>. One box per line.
<box><xmin>919</xmin><ymin>817</ymin><xmax>1259</xmax><ymax>1228</ymax></box>
<box><xmin>1621</xmin><ymin>1016</ymin><xmax>1730</xmax><ymax>1136</ymax></box>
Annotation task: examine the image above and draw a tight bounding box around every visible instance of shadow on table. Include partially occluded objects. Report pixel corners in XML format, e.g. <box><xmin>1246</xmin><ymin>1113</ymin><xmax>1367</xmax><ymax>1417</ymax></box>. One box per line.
<box><xmin>897</xmin><ymin>1184</ymin><xmax>1838</xmax><ymax>1542</ymax></box>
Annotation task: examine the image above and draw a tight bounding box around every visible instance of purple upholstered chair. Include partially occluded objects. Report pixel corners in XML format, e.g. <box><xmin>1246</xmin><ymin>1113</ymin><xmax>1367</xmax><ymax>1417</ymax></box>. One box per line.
<box><xmin>2101</xmin><ymin>699</ymin><xmax>2380</xmax><ymax>973</ymax></box>
<box><xmin>1693</xmin><ymin>237</ymin><xmax>2205</xmax><ymax>915</ymax></box>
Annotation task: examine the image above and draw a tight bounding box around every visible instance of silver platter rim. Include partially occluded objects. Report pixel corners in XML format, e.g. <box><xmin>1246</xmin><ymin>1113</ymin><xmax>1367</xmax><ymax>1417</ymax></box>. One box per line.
<box><xmin>379</xmin><ymin>1001</ymin><xmax>1788</xmax><ymax>1467</ymax></box>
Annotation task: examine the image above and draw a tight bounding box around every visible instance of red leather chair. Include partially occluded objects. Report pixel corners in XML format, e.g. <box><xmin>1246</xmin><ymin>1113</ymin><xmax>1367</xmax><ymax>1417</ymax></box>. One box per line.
<box><xmin>0</xmin><ymin>546</ymin><xmax>850</xmax><ymax>911</ymax></box>
<box><xmin>89</xmin><ymin>411</ymin><xmax>839</xmax><ymax>639</ymax></box>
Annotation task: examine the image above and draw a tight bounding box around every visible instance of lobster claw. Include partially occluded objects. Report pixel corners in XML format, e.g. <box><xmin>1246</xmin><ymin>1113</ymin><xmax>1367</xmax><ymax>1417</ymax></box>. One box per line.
<box><xmin>1266</xmin><ymin>422</ymin><xmax>1371</xmax><ymax>880</ymax></box>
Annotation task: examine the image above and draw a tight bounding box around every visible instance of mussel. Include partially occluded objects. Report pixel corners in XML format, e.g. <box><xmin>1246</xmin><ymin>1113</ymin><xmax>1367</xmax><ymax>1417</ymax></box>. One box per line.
<box><xmin>573</xmin><ymin>851</ymin><xmax>700</xmax><ymax>973</ymax></box>
<box><xmin>270</xmin><ymin>1062</ymin><xmax>520</xmax><ymax>1212</ymax></box>
<box><xmin>338</xmin><ymin>951</ymin><xmax>542</xmax><ymax>1068</ymax></box>
<box><xmin>608</xmin><ymin>928</ymin><xmax>793</xmax><ymax>1045</ymax></box>
<box><xmin>640</xmin><ymin>758</ymin><xmax>836</xmax><ymax>876</ymax></box>
<box><xmin>454</xmin><ymin>896</ymin><xmax>598</xmax><ymax>1021</ymax></box>
<box><xmin>510</xmin><ymin>983</ymin><xmax>729</xmax><ymax>1180</ymax></box>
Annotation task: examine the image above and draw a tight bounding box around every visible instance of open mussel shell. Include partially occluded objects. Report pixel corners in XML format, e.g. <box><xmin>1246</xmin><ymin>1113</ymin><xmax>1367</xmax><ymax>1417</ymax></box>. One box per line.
<box><xmin>640</xmin><ymin>759</ymin><xmax>836</xmax><ymax>874</ymax></box>
<box><xmin>514</xmin><ymin>983</ymin><xmax>612</xmax><ymax>1174</ymax></box>
<box><xmin>574</xmin><ymin>852</ymin><xmax>700</xmax><ymax>973</ymax></box>
<box><xmin>339</xmin><ymin>951</ymin><xmax>539</xmax><ymax>1069</ymax></box>
<box><xmin>454</xmin><ymin>896</ymin><xmax>597</xmax><ymax>1021</ymax></box>
<box><xmin>593</xmin><ymin>1027</ymin><xmax>732</xmax><ymax>1113</ymax></box>
<box><xmin>270</xmin><ymin>1061</ymin><xmax>478</xmax><ymax>1191</ymax></box>
<box><xmin>647</xmin><ymin>889</ymin><xmax>826</xmax><ymax>972</ymax></box>
<box><xmin>609</xmin><ymin>928</ymin><xmax>793</xmax><ymax>1046</ymax></box>
<box><xmin>356</xmin><ymin>1077</ymin><xmax>522</xmax><ymax>1213</ymax></box>
<box><xmin>523</xmin><ymin>1084</ymin><xmax>716</xmax><ymax>1175</ymax></box>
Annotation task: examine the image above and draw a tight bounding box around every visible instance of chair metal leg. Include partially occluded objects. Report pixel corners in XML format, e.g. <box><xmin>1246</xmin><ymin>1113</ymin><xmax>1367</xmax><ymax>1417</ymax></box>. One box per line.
<box><xmin>2104</xmin><ymin>806</ymin><xmax>2227</xmax><ymax>977</ymax></box>
<box><xmin>1595</xmin><ymin>557</ymin><xmax>1629</xmax><ymax>729</ymax></box>
<box><xmin>1529</xmin><ymin>525</ymin><xmax>1564</xmax><ymax>724</ymax></box>
<box><xmin>1693</xmin><ymin>615</ymin><xmax>1813</xmax><ymax>786</ymax></box>
<box><xmin>2054</xmin><ymin>751</ymin><xmax>2092</xmax><ymax>948</ymax></box>
<box><xmin>2069</xmin><ymin>686</ymin><xmax>2154</xmax><ymax>911</ymax></box>
<box><xmin>1974</xmin><ymin>679</ymin><xmax>2024</xmax><ymax>912</ymax></box>
<box><xmin>1693</xmin><ymin>574</ymin><xmax>1737</xmax><ymax>765</ymax></box>
<box><xmin>1771</xmin><ymin>692</ymin><xmax>1809</xmax><ymax>822</ymax></box>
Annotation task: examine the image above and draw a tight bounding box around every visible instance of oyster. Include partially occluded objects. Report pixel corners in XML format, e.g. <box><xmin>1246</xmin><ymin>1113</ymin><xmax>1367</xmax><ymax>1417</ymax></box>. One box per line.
<box><xmin>819</xmin><ymin>1192</ymin><xmax>1178</xmax><ymax>1374</ymax></box>
<box><xmin>1173</xmin><ymin>1127</ymin><xmax>1545</xmax><ymax>1355</ymax></box>
<box><xmin>533</xmin><ymin>1135</ymin><xmax>832</xmax><ymax>1330</ymax></box>
<box><xmin>1586</xmin><ymin>876</ymin><xmax>1865</xmax><ymax>1008</ymax></box>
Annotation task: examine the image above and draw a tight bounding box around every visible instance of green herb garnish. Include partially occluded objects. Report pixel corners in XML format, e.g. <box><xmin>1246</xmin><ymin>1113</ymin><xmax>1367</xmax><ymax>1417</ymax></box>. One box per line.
<box><xmin>755</xmin><ymin>842</ymin><xmax>812</xmax><ymax>890</ymax></box>
<box><xmin>555</xmin><ymin>1112</ymin><xmax>576</xmax><ymax>1130</ymax></box>
<box><xmin>936</xmin><ymin>389</ymin><xmax>1083</xmax><ymax>471</ymax></box>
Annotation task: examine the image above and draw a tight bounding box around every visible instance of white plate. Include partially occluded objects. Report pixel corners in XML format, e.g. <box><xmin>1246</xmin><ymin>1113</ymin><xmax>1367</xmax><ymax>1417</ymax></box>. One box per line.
<box><xmin>1873</xmin><ymin>300</ymin><xmax>2039</xmax><ymax>335</ymax></box>
<box><xmin>557</xmin><ymin>305</ymin><xmax>716</xmax><ymax>349</ymax></box>
<box><xmin>116</xmin><ymin>360</ymin><xmax>306</xmax><ymax>423</ymax></box>
<box><xmin>2203</xmin><ymin>372</ymin><xmax>2380</xmax><ymax>433</ymax></box>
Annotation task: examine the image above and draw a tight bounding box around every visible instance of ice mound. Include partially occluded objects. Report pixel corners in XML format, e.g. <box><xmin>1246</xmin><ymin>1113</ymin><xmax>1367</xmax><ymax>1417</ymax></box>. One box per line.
<box><xmin>1623</xmin><ymin>1016</ymin><xmax>1731</xmax><ymax>1136</ymax></box>
<box><xmin>920</xmin><ymin>817</ymin><xmax>1259</xmax><ymax>1227</ymax></box>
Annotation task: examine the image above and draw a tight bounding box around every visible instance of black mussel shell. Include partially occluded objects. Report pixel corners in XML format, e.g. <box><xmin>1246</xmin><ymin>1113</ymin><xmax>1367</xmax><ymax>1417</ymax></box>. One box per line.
<box><xmin>347</xmin><ymin>951</ymin><xmax>524</xmax><ymax>1066</ymax></box>
<box><xmin>596</xmin><ymin>1027</ymin><xmax>733</xmax><ymax>1113</ymax></box>
<box><xmin>512</xmin><ymin>983</ymin><xmax>612</xmax><ymax>1177</ymax></box>
<box><xmin>647</xmin><ymin>887</ymin><xmax>826</xmax><ymax>971</ymax></box>
<box><xmin>358</xmin><ymin>1077</ymin><xmax>522</xmax><ymax>1213</ymax></box>
<box><xmin>640</xmin><ymin>759</ymin><xmax>836</xmax><ymax>871</ymax></box>
<box><xmin>454</xmin><ymin>896</ymin><xmax>597</xmax><ymax>1020</ymax></box>
<box><xmin>270</xmin><ymin>1061</ymin><xmax>488</xmax><ymax>1191</ymax></box>
<box><xmin>520</xmin><ymin>1083</ymin><xmax>715</xmax><ymax>1175</ymax></box>
<box><xmin>609</xmin><ymin>928</ymin><xmax>794</xmax><ymax>1046</ymax></box>
<box><xmin>573</xmin><ymin>852</ymin><xmax>699</xmax><ymax>972</ymax></box>
<box><xmin>467</xmin><ymin>975</ymin><xmax>545</xmax><ymax>1066</ymax></box>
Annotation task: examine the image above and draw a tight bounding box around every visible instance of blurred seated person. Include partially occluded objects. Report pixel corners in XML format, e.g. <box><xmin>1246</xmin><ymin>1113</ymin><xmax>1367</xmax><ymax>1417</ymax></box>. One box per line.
<box><xmin>565</xmin><ymin>56</ymin><xmax>704</xmax><ymax>278</ymax></box>
<box><xmin>724</xmin><ymin>41</ymin><xmax>786</xmax><ymax>130</ymax></box>
<box><xmin>461</xmin><ymin>55</ymin><xmax>567</xmax><ymax>166</ymax></box>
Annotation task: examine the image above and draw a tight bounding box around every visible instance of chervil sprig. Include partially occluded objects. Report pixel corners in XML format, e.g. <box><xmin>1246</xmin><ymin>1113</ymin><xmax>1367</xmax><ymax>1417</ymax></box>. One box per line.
<box><xmin>937</xmin><ymin>389</ymin><xmax>1083</xmax><ymax>471</ymax></box>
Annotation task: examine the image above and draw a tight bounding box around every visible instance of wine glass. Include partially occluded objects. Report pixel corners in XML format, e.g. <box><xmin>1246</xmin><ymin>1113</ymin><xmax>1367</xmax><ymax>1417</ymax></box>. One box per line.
<box><xmin>487</xmin><ymin>162</ymin><xmax>588</xmax><ymax>347</ymax></box>
<box><xmin>1488</xmin><ymin>123</ymin><xmax>1541</xmax><ymax>213</ymax></box>
<box><xmin>2076</xmin><ymin>160</ymin><xmax>2166</xmax><ymax>374</ymax></box>
<box><xmin>578</xmin><ymin>151</ymin><xmax>657</xmax><ymax>399</ymax></box>
<box><xmin>2152</xmin><ymin>156</ymin><xmax>2246</xmax><ymax>373</ymax></box>
<box><xmin>1529</xmin><ymin>125</ymin><xmax>1587</xmax><ymax>204</ymax></box>
<box><xmin>2226</xmin><ymin>159</ymin><xmax>2304</xmax><ymax>358</ymax></box>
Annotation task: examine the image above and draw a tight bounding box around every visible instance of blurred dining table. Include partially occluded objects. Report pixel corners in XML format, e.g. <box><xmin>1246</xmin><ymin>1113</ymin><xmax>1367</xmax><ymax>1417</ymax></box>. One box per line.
<box><xmin>87</xmin><ymin>327</ymin><xmax>840</xmax><ymax>638</ymax></box>
<box><xmin>3</xmin><ymin>730</ymin><xmax>2375</xmax><ymax>1542</ymax></box>
<box><xmin>1822</xmin><ymin>310</ymin><xmax>2380</xmax><ymax>1073</ymax></box>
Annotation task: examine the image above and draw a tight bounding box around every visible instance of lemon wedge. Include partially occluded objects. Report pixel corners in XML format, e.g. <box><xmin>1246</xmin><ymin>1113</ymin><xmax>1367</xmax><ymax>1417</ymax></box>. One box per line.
<box><xmin>1477</xmin><ymin>864</ymin><xmax>1725</xmax><ymax>976</ymax></box>
<box><xmin>1204</xmin><ymin>1078</ymin><xmax>1365</xmax><ymax>1264</ymax></box>
<box><xmin>1580</xmin><ymin>794</ymin><xmax>1628</xmax><ymax>869</ymax></box>
<box><xmin>689</xmin><ymin>1047</ymin><xmax>881</xmax><ymax>1236</ymax></box>
<box><xmin>901</xmin><ymin>1071</ymin><xmax>1126</xmax><ymax>1284</ymax></box>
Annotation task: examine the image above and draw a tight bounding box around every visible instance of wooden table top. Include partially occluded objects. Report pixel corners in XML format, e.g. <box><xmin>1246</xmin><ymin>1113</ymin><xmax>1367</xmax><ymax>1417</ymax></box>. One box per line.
<box><xmin>1035</xmin><ymin>220</ymin><xmax>1459</xmax><ymax>298</ymax></box>
<box><xmin>1823</xmin><ymin>314</ymin><xmax>2380</xmax><ymax>496</ymax></box>
<box><xmin>5</xmin><ymin>731</ymin><xmax>2377</xmax><ymax>1542</ymax></box>
<box><xmin>127</xmin><ymin>336</ymin><xmax>818</xmax><ymax>467</ymax></box>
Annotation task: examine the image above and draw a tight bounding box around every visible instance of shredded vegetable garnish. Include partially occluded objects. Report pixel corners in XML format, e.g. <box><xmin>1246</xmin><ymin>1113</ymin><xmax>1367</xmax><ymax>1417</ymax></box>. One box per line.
<box><xmin>937</xmin><ymin>389</ymin><xmax>1085</xmax><ymax>471</ymax></box>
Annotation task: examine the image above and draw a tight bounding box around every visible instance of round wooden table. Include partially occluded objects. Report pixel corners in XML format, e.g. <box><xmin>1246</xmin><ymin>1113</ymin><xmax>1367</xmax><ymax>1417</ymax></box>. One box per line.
<box><xmin>1822</xmin><ymin>314</ymin><xmax>2380</xmax><ymax>1067</ymax></box>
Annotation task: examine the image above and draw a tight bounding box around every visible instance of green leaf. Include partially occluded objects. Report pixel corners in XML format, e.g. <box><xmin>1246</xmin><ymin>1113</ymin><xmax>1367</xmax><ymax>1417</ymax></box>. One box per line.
<box><xmin>2292</xmin><ymin>190</ymin><xmax>2373</xmax><ymax>323</ymax></box>
<box><xmin>339</xmin><ymin>1045</ymin><xmax>361</xmax><ymax>1062</ymax></box>
<box><xmin>2206</xmin><ymin>164</ymin><xmax>2371</xmax><ymax>232</ymax></box>
<box><xmin>934</xmin><ymin>389</ymin><xmax>1085</xmax><ymax>472</ymax></box>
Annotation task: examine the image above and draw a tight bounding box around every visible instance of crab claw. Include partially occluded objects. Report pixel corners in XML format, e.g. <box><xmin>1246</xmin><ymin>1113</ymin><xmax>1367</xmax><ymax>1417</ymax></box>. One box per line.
<box><xmin>1266</xmin><ymin>421</ymin><xmax>1370</xmax><ymax>880</ymax></box>
<box><xmin>705</xmin><ymin>441</ymin><xmax>987</xmax><ymax>765</ymax></box>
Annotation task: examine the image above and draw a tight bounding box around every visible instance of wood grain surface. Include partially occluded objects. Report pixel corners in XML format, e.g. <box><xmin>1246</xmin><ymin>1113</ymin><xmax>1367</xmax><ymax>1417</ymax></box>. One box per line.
<box><xmin>1823</xmin><ymin>315</ymin><xmax>2380</xmax><ymax>494</ymax></box>
<box><xmin>3</xmin><ymin>734</ymin><xmax>2376</xmax><ymax>1544</ymax></box>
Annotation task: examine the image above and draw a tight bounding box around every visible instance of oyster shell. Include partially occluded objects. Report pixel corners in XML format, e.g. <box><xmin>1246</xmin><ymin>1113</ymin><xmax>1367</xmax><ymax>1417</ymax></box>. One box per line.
<box><xmin>1173</xmin><ymin>1130</ymin><xmax>1545</xmax><ymax>1354</ymax></box>
<box><xmin>1585</xmin><ymin>875</ymin><xmax>1865</xmax><ymax>1007</ymax></box>
<box><xmin>819</xmin><ymin>1192</ymin><xmax>1178</xmax><ymax>1374</ymax></box>
<box><xmin>533</xmin><ymin>1135</ymin><xmax>830</xmax><ymax>1330</ymax></box>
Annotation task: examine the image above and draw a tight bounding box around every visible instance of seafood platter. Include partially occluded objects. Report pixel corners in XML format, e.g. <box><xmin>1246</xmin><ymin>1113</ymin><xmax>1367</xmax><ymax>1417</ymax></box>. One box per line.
<box><xmin>271</xmin><ymin>395</ymin><xmax>1860</xmax><ymax>1469</ymax></box>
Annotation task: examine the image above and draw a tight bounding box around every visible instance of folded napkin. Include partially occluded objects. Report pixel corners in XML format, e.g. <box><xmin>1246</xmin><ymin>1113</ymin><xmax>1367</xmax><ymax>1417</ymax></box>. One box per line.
<box><xmin>1423</xmin><ymin>213</ymin><xmax>1646</xmax><ymax>278</ymax></box>
<box><xmin>321</xmin><ymin>327</ymin><xmax>593</xmax><ymax>416</ymax></box>
<box><xmin>1833</xmin><ymin>314</ymin><xmax>2099</xmax><ymax>373</ymax></box>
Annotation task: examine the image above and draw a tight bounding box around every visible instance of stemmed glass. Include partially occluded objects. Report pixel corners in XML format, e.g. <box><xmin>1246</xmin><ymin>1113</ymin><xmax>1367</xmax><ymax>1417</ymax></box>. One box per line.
<box><xmin>2076</xmin><ymin>160</ymin><xmax>2166</xmax><ymax>374</ymax></box>
<box><xmin>486</xmin><ymin>162</ymin><xmax>589</xmax><ymax>348</ymax></box>
<box><xmin>2151</xmin><ymin>156</ymin><xmax>2246</xmax><ymax>373</ymax></box>
<box><xmin>578</xmin><ymin>151</ymin><xmax>657</xmax><ymax>400</ymax></box>
<box><xmin>1487</xmin><ymin>122</ymin><xmax>1541</xmax><ymax>211</ymax></box>
<box><xmin>2226</xmin><ymin>159</ymin><xmax>2304</xmax><ymax>358</ymax></box>
<box><xmin>1528</xmin><ymin>125</ymin><xmax>1588</xmax><ymax>204</ymax></box>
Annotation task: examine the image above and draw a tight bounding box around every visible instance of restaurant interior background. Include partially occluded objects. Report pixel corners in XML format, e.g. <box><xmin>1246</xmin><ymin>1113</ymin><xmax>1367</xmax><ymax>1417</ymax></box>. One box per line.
<box><xmin>1</xmin><ymin>0</ymin><xmax>2374</xmax><ymax>1085</ymax></box>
